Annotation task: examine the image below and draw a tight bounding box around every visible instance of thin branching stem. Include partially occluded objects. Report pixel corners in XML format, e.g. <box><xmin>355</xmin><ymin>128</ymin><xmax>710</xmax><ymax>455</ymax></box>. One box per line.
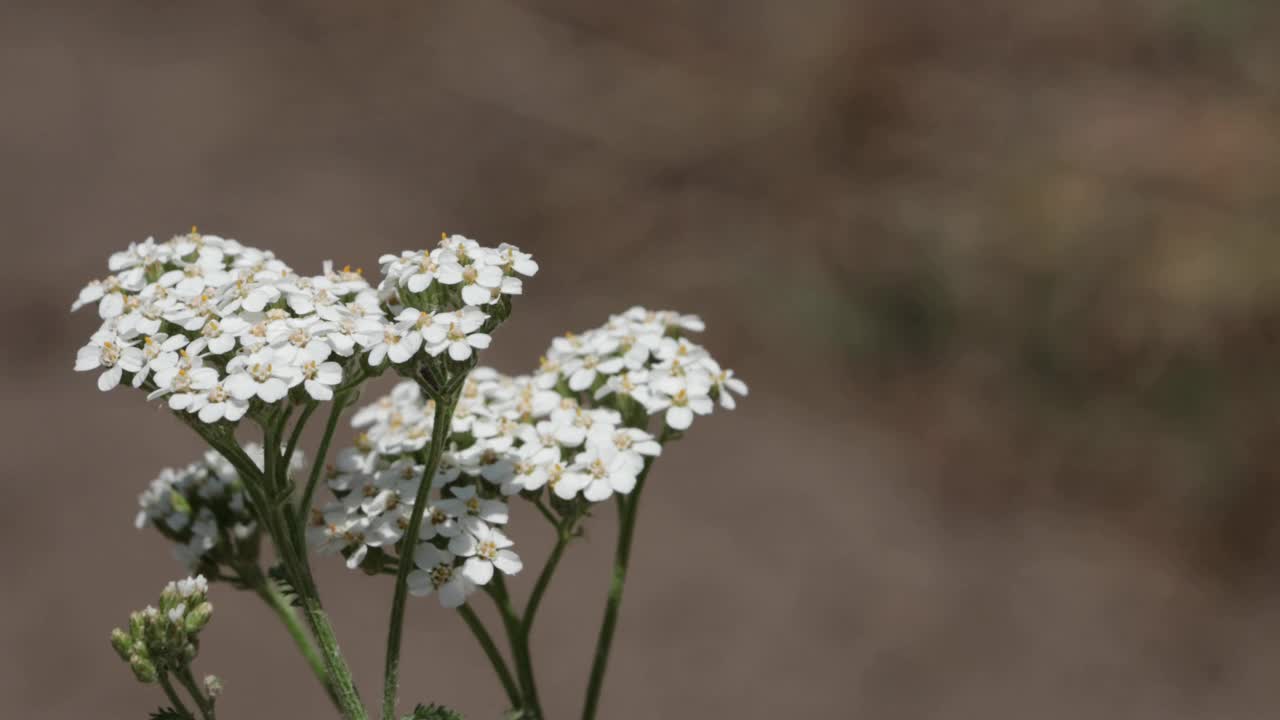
<box><xmin>381</xmin><ymin>384</ymin><xmax>463</xmax><ymax>720</ymax></box>
<box><xmin>457</xmin><ymin>603</ymin><xmax>522</xmax><ymax>709</ymax></box>
<box><xmin>580</xmin><ymin>455</ymin><xmax>659</xmax><ymax>720</ymax></box>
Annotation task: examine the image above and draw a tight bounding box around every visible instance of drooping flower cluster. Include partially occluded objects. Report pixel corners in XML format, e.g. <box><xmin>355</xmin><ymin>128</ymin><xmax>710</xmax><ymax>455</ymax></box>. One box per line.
<box><xmin>110</xmin><ymin>576</ymin><xmax>214</xmax><ymax>684</ymax></box>
<box><xmin>135</xmin><ymin>445</ymin><xmax>304</xmax><ymax>573</ymax></box>
<box><xmin>73</xmin><ymin>231</ymin><xmax>537</xmax><ymax>425</ymax></box>
<box><xmin>309</xmin><ymin>307</ymin><xmax>745</xmax><ymax>608</ymax></box>
<box><xmin>537</xmin><ymin>307</ymin><xmax>748</xmax><ymax>430</ymax></box>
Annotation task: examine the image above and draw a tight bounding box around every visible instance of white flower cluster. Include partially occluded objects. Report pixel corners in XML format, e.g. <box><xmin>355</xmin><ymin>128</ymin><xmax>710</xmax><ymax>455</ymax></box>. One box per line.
<box><xmin>306</xmin><ymin>382</ymin><xmax>528</xmax><ymax>607</ymax></box>
<box><xmin>538</xmin><ymin>307</ymin><xmax>748</xmax><ymax>430</ymax></box>
<box><xmin>373</xmin><ymin>235</ymin><xmax>537</xmax><ymax>362</ymax></box>
<box><xmin>73</xmin><ymin>230</ymin><xmax>537</xmax><ymax>424</ymax></box>
<box><xmin>309</xmin><ymin>308</ymin><xmax>744</xmax><ymax>608</ymax></box>
<box><xmin>136</xmin><ymin>444</ymin><xmax>303</xmax><ymax>571</ymax></box>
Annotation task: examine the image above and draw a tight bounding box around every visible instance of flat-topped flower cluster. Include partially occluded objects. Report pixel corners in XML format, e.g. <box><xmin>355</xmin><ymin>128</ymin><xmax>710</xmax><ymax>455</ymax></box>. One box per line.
<box><xmin>74</xmin><ymin>231</ymin><xmax>537</xmax><ymax>424</ymax></box>
<box><xmin>308</xmin><ymin>306</ymin><xmax>746</xmax><ymax>607</ymax></box>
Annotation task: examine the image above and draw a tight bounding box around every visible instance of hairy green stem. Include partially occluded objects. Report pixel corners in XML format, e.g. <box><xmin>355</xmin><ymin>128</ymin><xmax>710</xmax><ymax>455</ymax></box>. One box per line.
<box><xmin>298</xmin><ymin>390</ymin><xmax>352</xmax><ymax>532</ymax></box>
<box><xmin>267</xmin><ymin>421</ymin><xmax>367</xmax><ymax>720</ymax></box>
<box><xmin>285</xmin><ymin>400</ymin><xmax>317</xmax><ymax>472</ymax></box>
<box><xmin>523</xmin><ymin>532</ymin><xmax>569</xmax><ymax>632</ymax></box>
<box><xmin>488</xmin><ymin>575</ymin><xmax>542</xmax><ymax>719</ymax></box>
<box><xmin>248</xmin><ymin>567</ymin><xmax>340</xmax><ymax>709</ymax></box>
<box><xmin>158</xmin><ymin>672</ymin><xmax>196</xmax><ymax>719</ymax></box>
<box><xmin>580</xmin><ymin>459</ymin><xmax>656</xmax><ymax>720</ymax></box>
<box><xmin>175</xmin><ymin>667</ymin><xmax>216</xmax><ymax>720</ymax></box>
<box><xmin>381</xmin><ymin>389</ymin><xmax>461</xmax><ymax>720</ymax></box>
<box><xmin>457</xmin><ymin>604</ymin><xmax>522</xmax><ymax>709</ymax></box>
<box><xmin>182</xmin><ymin>412</ymin><xmax>367</xmax><ymax>720</ymax></box>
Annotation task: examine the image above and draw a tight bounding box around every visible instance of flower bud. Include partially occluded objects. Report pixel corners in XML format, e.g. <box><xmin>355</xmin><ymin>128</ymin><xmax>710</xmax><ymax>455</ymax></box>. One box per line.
<box><xmin>110</xmin><ymin>628</ymin><xmax>132</xmax><ymax>661</ymax></box>
<box><xmin>204</xmin><ymin>675</ymin><xmax>223</xmax><ymax>699</ymax></box>
<box><xmin>129</xmin><ymin>654</ymin><xmax>157</xmax><ymax>684</ymax></box>
<box><xmin>128</xmin><ymin>611</ymin><xmax>146</xmax><ymax>638</ymax></box>
<box><xmin>184</xmin><ymin>602</ymin><xmax>213</xmax><ymax>633</ymax></box>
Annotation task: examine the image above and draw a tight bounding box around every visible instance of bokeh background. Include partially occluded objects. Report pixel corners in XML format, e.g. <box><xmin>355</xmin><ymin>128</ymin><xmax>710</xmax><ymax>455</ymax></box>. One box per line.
<box><xmin>5</xmin><ymin>1</ymin><xmax>1280</xmax><ymax>718</ymax></box>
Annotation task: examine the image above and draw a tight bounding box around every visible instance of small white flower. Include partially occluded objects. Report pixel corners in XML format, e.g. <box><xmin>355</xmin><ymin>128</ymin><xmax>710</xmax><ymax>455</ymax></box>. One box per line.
<box><xmin>299</xmin><ymin>358</ymin><xmax>344</xmax><ymax>401</ymax></box>
<box><xmin>188</xmin><ymin>317</ymin><xmax>249</xmax><ymax>356</ymax></box>
<box><xmin>408</xmin><ymin>544</ymin><xmax>475</xmax><ymax>608</ymax></box>
<box><xmin>568</xmin><ymin>435</ymin><xmax>642</xmax><ymax>502</ymax></box>
<box><xmin>423</xmin><ymin>308</ymin><xmax>490</xmax><ymax>361</ymax></box>
<box><xmin>225</xmin><ymin>349</ymin><xmax>301</xmax><ymax>403</ymax></box>
<box><xmin>652</xmin><ymin>374</ymin><xmax>714</xmax><ymax>431</ymax></box>
<box><xmin>449</xmin><ymin>523</ymin><xmax>522</xmax><ymax>586</ymax></box>
<box><xmin>436</xmin><ymin>485</ymin><xmax>509</xmax><ymax>529</ymax></box>
<box><xmin>365</xmin><ymin>324</ymin><xmax>421</xmax><ymax>366</ymax></box>
<box><xmin>75</xmin><ymin>329</ymin><xmax>142</xmax><ymax>391</ymax></box>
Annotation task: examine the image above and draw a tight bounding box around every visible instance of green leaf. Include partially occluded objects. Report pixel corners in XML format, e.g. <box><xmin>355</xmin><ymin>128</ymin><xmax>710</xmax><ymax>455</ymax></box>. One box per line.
<box><xmin>267</xmin><ymin>564</ymin><xmax>303</xmax><ymax>608</ymax></box>
<box><xmin>149</xmin><ymin>707</ymin><xmax>187</xmax><ymax>720</ymax></box>
<box><xmin>403</xmin><ymin>702</ymin><xmax>464</xmax><ymax>720</ymax></box>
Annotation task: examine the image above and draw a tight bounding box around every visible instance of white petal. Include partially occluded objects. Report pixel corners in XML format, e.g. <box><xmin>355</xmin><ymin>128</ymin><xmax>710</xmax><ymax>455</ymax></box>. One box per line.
<box><xmin>97</xmin><ymin>366</ymin><xmax>122</xmax><ymax>392</ymax></box>
<box><xmin>316</xmin><ymin>362</ymin><xmax>343</xmax><ymax>384</ymax></box>
<box><xmin>448</xmin><ymin>533</ymin><xmax>477</xmax><ymax>557</ymax></box>
<box><xmin>407</xmin><ymin>570</ymin><xmax>435</xmax><ymax>597</ymax></box>
<box><xmin>407</xmin><ymin>274</ymin><xmax>431</xmax><ymax>293</ymax></box>
<box><xmin>305</xmin><ymin>379</ymin><xmax>334</xmax><ymax>401</ymax></box>
<box><xmin>225</xmin><ymin>374</ymin><xmax>256</xmax><ymax>401</ymax></box>
<box><xmin>461</xmin><ymin>284</ymin><xmax>490</xmax><ymax>306</ymax></box>
<box><xmin>259</xmin><ymin>378</ymin><xmax>288</xmax><ymax>402</ymax></box>
<box><xmin>666</xmin><ymin>406</ymin><xmax>693</xmax><ymax>430</ymax></box>
<box><xmin>493</xmin><ymin>550</ymin><xmax>522</xmax><ymax>575</ymax></box>
<box><xmin>438</xmin><ymin>578</ymin><xmax>468</xmax><ymax>608</ymax></box>
<box><xmin>583</xmin><ymin>479</ymin><xmax>611</xmax><ymax>502</ymax></box>
<box><xmin>461</xmin><ymin>557</ymin><xmax>494</xmax><ymax>585</ymax></box>
<box><xmin>74</xmin><ymin>347</ymin><xmax>100</xmax><ymax>371</ymax></box>
<box><xmin>197</xmin><ymin>403</ymin><xmax>225</xmax><ymax>423</ymax></box>
<box><xmin>447</xmin><ymin>341</ymin><xmax>471</xmax><ymax>362</ymax></box>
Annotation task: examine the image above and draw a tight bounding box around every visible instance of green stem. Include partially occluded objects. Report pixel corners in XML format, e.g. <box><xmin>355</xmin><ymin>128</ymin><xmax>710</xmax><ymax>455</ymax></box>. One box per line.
<box><xmin>285</xmin><ymin>400</ymin><xmax>317</xmax><ymax>471</ymax></box>
<box><xmin>181</xmin><ymin>416</ymin><xmax>367</xmax><ymax>720</ymax></box>
<box><xmin>381</xmin><ymin>390</ymin><xmax>461</xmax><ymax>720</ymax></box>
<box><xmin>580</xmin><ymin>459</ymin><xmax>656</xmax><ymax>720</ymax></box>
<box><xmin>523</xmin><ymin>532</ymin><xmax>569</xmax><ymax>631</ymax></box>
<box><xmin>249</xmin><ymin>568</ymin><xmax>340</xmax><ymax>709</ymax></box>
<box><xmin>532</xmin><ymin>497</ymin><xmax>559</xmax><ymax>528</ymax></box>
<box><xmin>176</xmin><ymin>667</ymin><xmax>216</xmax><ymax>720</ymax></box>
<box><xmin>488</xmin><ymin>575</ymin><xmax>542</xmax><ymax>719</ymax></box>
<box><xmin>158</xmin><ymin>672</ymin><xmax>196</xmax><ymax>719</ymax></box>
<box><xmin>457</xmin><ymin>604</ymin><xmax>522</xmax><ymax>710</ymax></box>
<box><xmin>298</xmin><ymin>390</ymin><xmax>352</xmax><ymax>531</ymax></box>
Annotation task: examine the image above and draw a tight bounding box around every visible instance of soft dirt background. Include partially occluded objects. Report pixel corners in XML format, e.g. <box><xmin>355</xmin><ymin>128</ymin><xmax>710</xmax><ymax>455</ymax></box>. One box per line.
<box><xmin>5</xmin><ymin>2</ymin><xmax>1280</xmax><ymax>719</ymax></box>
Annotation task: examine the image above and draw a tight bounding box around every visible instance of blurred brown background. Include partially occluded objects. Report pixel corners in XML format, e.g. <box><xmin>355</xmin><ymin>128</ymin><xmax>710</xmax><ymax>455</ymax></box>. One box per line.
<box><xmin>5</xmin><ymin>1</ymin><xmax>1280</xmax><ymax>718</ymax></box>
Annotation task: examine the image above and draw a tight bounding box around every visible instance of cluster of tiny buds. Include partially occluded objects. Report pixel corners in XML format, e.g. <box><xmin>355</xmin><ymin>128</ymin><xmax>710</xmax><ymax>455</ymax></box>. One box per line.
<box><xmin>110</xmin><ymin>575</ymin><xmax>212</xmax><ymax>684</ymax></box>
<box><xmin>73</xmin><ymin>230</ymin><xmax>536</xmax><ymax>425</ymax></box>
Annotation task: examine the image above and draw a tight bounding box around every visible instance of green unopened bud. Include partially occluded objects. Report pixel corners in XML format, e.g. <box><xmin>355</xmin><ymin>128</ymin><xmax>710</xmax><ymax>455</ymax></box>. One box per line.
<box><xmin>184</xmin><ymin>602</ymin><xmax>213</xmax><ymax>633</ymax></box>
<box><xmin>110</xmin><ymin>628</ymin><xmax>132</xmax><ymax>661</ymax></box>
<box><xmin>204</xmin><ymin>675</ymin><xmax>223</xmax><ymax>699</ymax></box>
<box><xmin>128</xmin><ymin>611</ymin><xmax>146</xmax><ymax>638</ymax></box>
<box><xmin>129</xmin><ymin>654</ymin><xmax>157</xmax><ymax>684</ymax></box>
<box><xmin>182</xmin><ymin>642</ymin><xmax>198</xmax><ymax>663</ymax></box>
<box><xmin>159</xmin><ymin>584</ymin><xmax>181</xmax><ymax>613</ymax></box>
